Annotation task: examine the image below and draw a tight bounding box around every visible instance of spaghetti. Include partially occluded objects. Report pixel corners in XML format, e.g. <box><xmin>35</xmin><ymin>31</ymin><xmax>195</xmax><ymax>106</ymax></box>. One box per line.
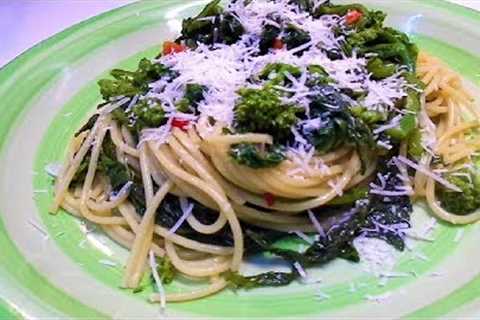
<box><xmin>50</xmin><ymin>0</ymin><xmax>480</xmax><ymax>305</ymax></box>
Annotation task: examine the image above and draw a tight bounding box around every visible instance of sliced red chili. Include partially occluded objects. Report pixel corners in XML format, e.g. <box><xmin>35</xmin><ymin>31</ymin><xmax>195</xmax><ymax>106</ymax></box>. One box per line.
<box><xmin>163</xmin><ymin>41</ymin><xmax>186</xmax><ymax>55</ymax></box>
<box><xmin>264</xmin><ymin>192</ymin><xmax>276</xmax><ymax>207</ymax></box>
<box><xmin>346</xmin><ymin>10</ymin><xmax>363</xmax><ymax>25</ymax></box>
<box><xmin>272</xmin><ymin>38</ymin><xmax>285</xmax><ymax>50</ymax></box>
<box><xmin>171</xmin><ymin>118</ymin><xmax>190</xmax><ymax>131</ymax></box>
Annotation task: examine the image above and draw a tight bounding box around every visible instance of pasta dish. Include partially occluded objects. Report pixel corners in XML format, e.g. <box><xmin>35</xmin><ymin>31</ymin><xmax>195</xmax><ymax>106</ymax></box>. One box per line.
<box><xmin>49</xmin><ymin>0</ymin><xmax>480</xmax><ymax>307</ymax></box>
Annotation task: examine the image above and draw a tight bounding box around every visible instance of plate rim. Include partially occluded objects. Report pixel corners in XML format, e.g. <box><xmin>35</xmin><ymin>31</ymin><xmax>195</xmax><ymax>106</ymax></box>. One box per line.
<box><xmin>0</xmin><ymin>0</ymin><xmax>479</xmax><ymax>318</ymax></box>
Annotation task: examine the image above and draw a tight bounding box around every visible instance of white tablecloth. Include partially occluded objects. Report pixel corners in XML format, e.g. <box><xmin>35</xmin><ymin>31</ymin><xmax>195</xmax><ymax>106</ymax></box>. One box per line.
<box><xmin>0</xmin><ymin>0</ymin><xmax>478</xmax><ymax>67</ymax></box>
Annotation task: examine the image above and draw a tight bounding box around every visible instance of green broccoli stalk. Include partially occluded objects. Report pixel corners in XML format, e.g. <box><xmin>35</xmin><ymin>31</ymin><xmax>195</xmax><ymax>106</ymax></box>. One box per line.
<box><xmin>438</xmin><ymin>165</ymin><xmax>480</xmax><ymax>215</ymax></box>
<box><xmin>367</xmin><ymin>57</ymin><xmax>396</xmax><ymax>80</ymax></box>
<box><xmin>259</xmin><ymin>63</ymin><xmax>302</xmax><ymax>86</ymax></box>
<box><xmin>233</xmin><ymin>87</ymin><xmax>300</xmax><ymax>141</ymax></box>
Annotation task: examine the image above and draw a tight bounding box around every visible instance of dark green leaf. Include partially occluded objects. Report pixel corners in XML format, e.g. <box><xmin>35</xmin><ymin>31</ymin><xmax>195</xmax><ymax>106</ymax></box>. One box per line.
<box><xmin>224</xmin><ymin>270</ymin><xmax>297</xmax><ymax>289</ymax></box>
<box><xmin>327</xmin><ymin>186</ymin><xmax>369</xmax><ymax>206</ymax></box>
<box><xmin>179</xmin><ymin>0</ymin><xmax>243</xmax><ymax>47</ymax></box>
<box><xmin>230</xmin><ymin>143</ymin><xmax>286</xmax><ymax>169</ymax></box>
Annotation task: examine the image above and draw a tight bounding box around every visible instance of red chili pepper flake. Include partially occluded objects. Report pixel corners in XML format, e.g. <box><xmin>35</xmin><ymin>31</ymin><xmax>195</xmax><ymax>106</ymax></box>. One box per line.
<box><xmin>264</xmin><ymin>193</ymin><xmax>275</xmax><ymax>207</ymax></box>
<box><xmin>346</xmin><ymin>10</ymin><xmax>363</xmax><ymax>25</ymax></box>
<box><xmin>163</xmin><ymin>41</ymin><xmax>186</xmax><ymax>55</ymax></box>
<box><xmin>272</xmin><ymin>38</ymin><xmax>284</xmax><ymax>50</ymax></box>
<box><xmin>171</xmin><ymin>118</ymin><xmax>190</xmax><ymax>131</ymax></box>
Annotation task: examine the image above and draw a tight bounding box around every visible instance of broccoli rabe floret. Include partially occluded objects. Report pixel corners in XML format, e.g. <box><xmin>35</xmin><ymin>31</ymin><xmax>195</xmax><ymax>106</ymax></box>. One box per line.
<box><xmin>259</xmin><ymin>63</ymin><xmax>301</xmax><ymax>86</ymax></box>
<box><xmin>98</xmin><ymin>58</ymin><xmax>170</xmax><ymax>100</ymax></box>
<box><xmin>438</xmin><ymin>165</ymin><xmax>480</xmax><ymax>215</ymax></box>
<box><xmin>176</xmin><ymin>83</ymin><xmax>206</xmax><ymax>112</ymax></box>
<box><xmin>112</xmin><ymin>100</ymin><xmax>166</xmax><ymax>133</ymax></box>
<box><xmin>234</xmin><ymin>87</ymin><xmax>299</xmax><ymax>141</ymax></box>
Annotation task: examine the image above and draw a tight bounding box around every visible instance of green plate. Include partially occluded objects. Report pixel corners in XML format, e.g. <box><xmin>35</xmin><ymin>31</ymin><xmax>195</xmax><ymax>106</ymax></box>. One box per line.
<box><xmin>1</xmin><ymin>0</ymin><xmax>479</xmax><ymax>318</ymax></box>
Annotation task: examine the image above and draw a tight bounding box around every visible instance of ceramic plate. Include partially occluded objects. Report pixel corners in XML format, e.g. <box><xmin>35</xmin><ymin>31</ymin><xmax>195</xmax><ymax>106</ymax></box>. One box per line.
<box><xmin>1</xmin><ymin>0</ymin><xmax>480</xmax><ymax>318</ymax></box>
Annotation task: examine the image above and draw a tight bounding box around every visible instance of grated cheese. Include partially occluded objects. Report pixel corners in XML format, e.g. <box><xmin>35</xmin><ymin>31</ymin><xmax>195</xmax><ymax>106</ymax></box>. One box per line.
<box><xmin>28</xmin><ymin>219</ymin><xmax>49</xmax><ymax>239</ymax></box>
<box><xmin>293</xmin><ymin>262</ymin><xmax>307</xmax><ymax>278</ymax></box>
<box><xmin>45</xmin><ymin>163</ymin><xmax>63</xmax><ymax>178</ymax></box>
<box><xmin>293</xmin><ymin>230</ymin><xmax>314</xmax><ymax>244</ymax></box>
<box><xmin>149</xmin><ymin>250</ymin><xmax>167</xmax><ymax>312</ymax></box>
<box><xmin>308</xmin><ymin>210</ymin><xmax>326</xmax><ymax>239</ymax></box>
<box><xmin>167</xmin><ymin>197</ymin><xmax>194</xmax><ymax>235</ymax></box>
<box><xmin>98</xmin><ymin>259</ymin><xmax>117</xmax><ymax>268</ymax></box>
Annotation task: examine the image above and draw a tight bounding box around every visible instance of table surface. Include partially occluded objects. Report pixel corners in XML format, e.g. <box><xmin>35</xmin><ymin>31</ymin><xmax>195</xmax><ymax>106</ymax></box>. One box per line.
<box><xmin>0</xmin><ymin>0</ymin><xmax>479</xmax><ymax>67</ymax></box>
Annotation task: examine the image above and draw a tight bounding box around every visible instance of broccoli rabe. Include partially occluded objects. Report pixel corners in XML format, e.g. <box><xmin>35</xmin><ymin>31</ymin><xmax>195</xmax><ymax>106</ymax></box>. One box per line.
<box><xmin>179</xmin><ymin>0</ymin><xmax>244</xmax><ymax>47</ymax></box>
<box><xmin>327</xmin><ymin>186</ymin><xmax>369</xmax><ymax>206</ymax></box>
<box><xmin>367</xmin><ymin>58</ymin><xmax>396</xmax><ymax>80</ymax></box>
<box><xmin>283</xmin><ymin>24</ymin><xmax>311</xmax><ymax>51</ymax></box>
<box><xmin>406</xmin><ymin>128</ymin><xmax>423</xmax><ymax>160</ymax></box>
<box><xmin>230</xmin><ymin>143</ymin><xmax>286</xmax><ymax>169</ymax></box>
<box><xmin>224</xmin><ymin>270</ymin><xmax>297</xmax><ymax>289</ymax></box>
<box><xmin>98</xmin><ymin>58</ymin><xmax>170</xmax><ymax>100</ymax></box>
<box><xmin>112</xmin><ymin>100</ymin><xmax>166</xmax><ymax>134</ymax></box>
<box><xmin>350</xmin><ymin>106</ymin><xmax>387</xmax><ymax>124</ymax></box>
<box><xmin>260</xmin><ymin>63</ymin><xmax>302</xmax><ymax>89</ymax></box>
<box><xmin>260</xmin><ymin>63</ymin><xmax>301</xmax><ymax>82</ymax></box>
<box><xmin>386</xmin><ymin>114</ymin><xmax>417</xmax><ymax>141</ymax></box>
<box><xmin>176</xmin><ymin>83</ymin><xmax>206</xmax><ymax>112</ymax></box>
<box><xmin>438</xmin><ymin>165</ymin><xmax>480</xmax><ymax>215</ymax></box>
<box><xmin>156</xmin><ymin>257</ymin><xmax>176</xmax><ymax>285</ymax></box>
<box><xmin>234</xmin><ymin>87</ymin><xmax>299</xmax><ymax>141</ymax></box>
<box><xmin>304</xmin><ymin>85</ymin><xmax>376</xmax><ymax>171</ymax></box>
<box><xmin>307</xmin><ymin>64</ymin><xmax>331</xmax><ymax>85</ymax></box>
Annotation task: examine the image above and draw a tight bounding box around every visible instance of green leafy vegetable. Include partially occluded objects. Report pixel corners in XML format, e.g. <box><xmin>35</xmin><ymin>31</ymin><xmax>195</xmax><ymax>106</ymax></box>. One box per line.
<box><xmin>179</xmin><ymin>0</ymin><xmax>244</xmax><ymax>47</ymax></box>
<box><xmin>282</xmin><ymin>24</ymin><xmax>311</xmax><ymax>51</ymax></box>
<box><xmin>156</xmin><ymin>257</ymin><xmax>176</xmax><ymax>285</ymax></box>
<box><xmin>260</xmin><ymin>63</ymin><xmax>302</xmax><ymax>85</ymax></box>
<box><xmin>327</xmin><ymin>186</ymin><xmax>369</xmax><ymax>206</ymax></box>
<box><xmin>99</xmin><ymin>134</ymin><xmax>131</xmax><ymax>191</ymax></box>
<box><xmin>176</xmin><ymin>84</ymin><xmax>206</xmax><ymax>113</ymax></box>
<box><xmin>355</xmin><ymin>28</ymin><xmax>418</xmax><ymax>71</ymax></box>
<box><xmin>259</xmin><ymin>24</ymin><xmax>281</xmax><ymax>54</ymax></box>
<box><xmin>245</xmin><ymin>203</ymin><xmax>368</xmax><ymax>268</ymax></box>
<box><xmin>75</xmin><ymin>113</ymin><xmax>100</xmax><ymax>137</ymax></box>
<box><xmin>362</xmin><ymin>159</ymin><xmax>413</xmax><ymax>250</ymax></box>
<box><xmin>367</xmin><ymin>57</ymin><xmax>396</xmax><ymax>80</ymax></box>
<box><xmin>234</xmin><ymin>87</ymin><xmax>299</xmax><ymax>141</ymax></box>
<box><xmin>350</xmin><ymin>106</ymin><xmax>387</xmax><ymax>125</ymax></box>
<box><xmin>438</xmin><ymin>164</ymin><xmax>480</xmax><ymax>215</ymax></box>
<box><xmin>224</xmin><ymin>270</ymin><xmax>297</xmax><ymax>289</ymax></box>
<box><xmin>70</xmin><ymin>133</ymin><xmax>132</xmax><ymax>190</ymax></box>
<box><xmin>407</xmin><ymin>128</ymin><xmax>423</xmax><ymax>160</ymax></box>
<box><xmin>386</xmin><ymin>114</ymin><xmax>417</xmax><ymax>141</ymax></box>
<box><xmin>307</xmin><ymin>64</ymin><xmax>331</xmax><ymax>85</ymax></box>
<box><xmin>230</xmin><ymin>143</ymin><xmax>286</xmax><ymax>169</ymax></box>
<box><xmin>98</xmin><ymin>58</ymin><xmax>170</xmax><ymax>100</ymax></box>
<box><xmin>304</xmin><ymin>86</ymin><xmax>376</xmax><ymax>171</ymax></box>
<box><xmin>112</xmin><ymin>100</ymin><xmax>166</xmax><ymax>134</ymax></box>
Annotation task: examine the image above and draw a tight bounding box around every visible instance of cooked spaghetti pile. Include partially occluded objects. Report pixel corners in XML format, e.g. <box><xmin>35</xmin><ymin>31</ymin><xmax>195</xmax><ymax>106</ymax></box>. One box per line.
<box><xmin>50</xmin><ymin>0</ymin><xmax>480</xmax><ymax>305</ymax></box>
